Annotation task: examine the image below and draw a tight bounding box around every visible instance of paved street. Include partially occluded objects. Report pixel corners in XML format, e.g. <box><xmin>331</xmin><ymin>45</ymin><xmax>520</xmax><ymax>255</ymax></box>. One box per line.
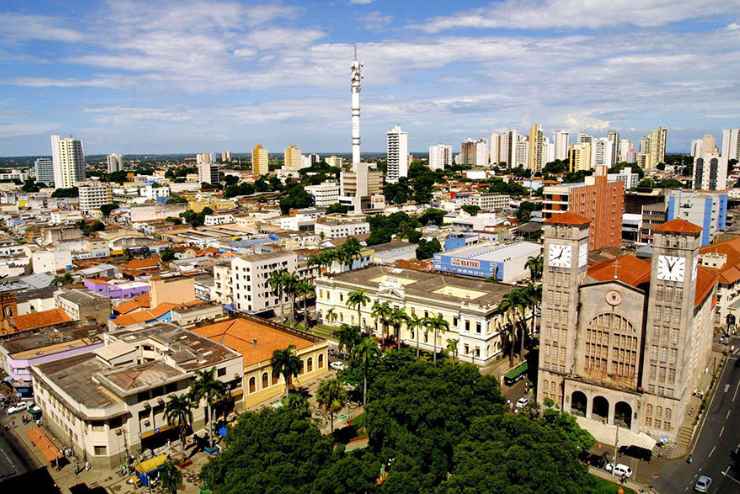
<box><xmin>648</xmin><ymin>347</ymin><xmax>740</xmax><ymax>493</ymax></box>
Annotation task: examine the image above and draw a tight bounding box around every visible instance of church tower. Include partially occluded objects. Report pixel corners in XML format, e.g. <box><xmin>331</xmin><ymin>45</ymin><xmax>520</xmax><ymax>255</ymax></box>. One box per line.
<box><xmin>537</xmin><ymin>212</ymin><xmax>591</xmax><ymax>409</ymax></box>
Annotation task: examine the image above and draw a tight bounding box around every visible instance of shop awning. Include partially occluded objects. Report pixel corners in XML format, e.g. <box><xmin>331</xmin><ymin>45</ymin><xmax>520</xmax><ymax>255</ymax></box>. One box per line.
<box><xmin>25</xmin><ymin>426</ymin><xmax>62</xmax><ymax>463</ymax></box>
<box><xmin>135</xmin><ymin>453</ymin><xmax>167</xmax><ymax>474</ymax></box>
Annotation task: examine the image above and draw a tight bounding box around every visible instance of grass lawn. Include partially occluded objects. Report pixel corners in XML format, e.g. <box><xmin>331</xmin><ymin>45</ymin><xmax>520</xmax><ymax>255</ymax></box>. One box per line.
<box><xmin>591</xmin><ymin>475</ymin><xmax>636</xmax><ymax>494</ymax></box>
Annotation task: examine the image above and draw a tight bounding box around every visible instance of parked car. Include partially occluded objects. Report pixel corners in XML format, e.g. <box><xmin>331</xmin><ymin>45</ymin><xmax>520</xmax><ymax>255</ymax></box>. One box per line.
<box><xmin>329</xmin><ymin>361</ymin><xmax>346</xmax><ymax>371</ymax></box>
<box><xmin>6</xmin><ymin>402</ymin><xmax>28</xmax><ymax>414</ymax></box>
<box><xmin>582</xmin><ymin>453</ymin><xmax>608</xmax><ymax>469</ymax></box>
<box><xmin>605</xmin><ymin>463</ymin><xmax>633</xmax><ymax>478</ymax></box>
<box><xmin>619</xmin><ymin>445</ymin><xmax>653</xmax><ymax>462</ymax></box>
<box><xmin>694</xmin><ymin>475</ymin><xmax>712</xmax><ymax>492</ymax></box>
<box><xmin>515</xmin><ymin>397</ymin><xmax>529</xmax><ymax>411</ymax></box>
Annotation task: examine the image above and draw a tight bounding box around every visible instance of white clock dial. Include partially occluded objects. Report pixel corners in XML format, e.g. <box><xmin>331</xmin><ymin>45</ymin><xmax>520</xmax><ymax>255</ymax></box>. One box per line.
<box><xmin>548</xmin><ymin>244</ymin><xmax>572</xmax><ymax>268</ymax></box>
<box><xmin>578</xmin><ymin>241</ymin><xmax>588</xmax><ymax>268</ymax></box>
<box><xmin>657</xmin><ymin>255</ymin><xmax>686</xmax><ymax>282</ymax></box>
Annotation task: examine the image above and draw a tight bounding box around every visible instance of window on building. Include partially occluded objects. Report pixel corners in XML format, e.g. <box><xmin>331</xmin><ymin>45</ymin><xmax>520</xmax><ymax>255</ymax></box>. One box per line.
<box><xmin>218</xmin><ymin>367</ymin><xmax>226</xmax><ymax>377</ymax></box>
<box><xmin>262</xmin><ymin>372</ymin><xmax>269</xmax><ymax>388</ymax></box>
<box><xmin>307</xmin><ymin>357</ymin><xmax>313</xmax><ymax>372</ymax></box>
<box><xmin>318</xmin><ymin>354</ymin><xmax>324</xmax><ymax>368</ymax></box>
<box><xmin>94</xmin><ymin>446</ymin><xmax>107</xmax><ymax>456</ymax></box>
<box><xmin>249</xmin><ymin>377</ymin><xmax>256</xmax><ymax>393</ymax></box>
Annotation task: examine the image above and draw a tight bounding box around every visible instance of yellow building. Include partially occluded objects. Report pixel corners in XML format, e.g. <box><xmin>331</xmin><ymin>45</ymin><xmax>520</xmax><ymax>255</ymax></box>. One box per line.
<box><xmin>252</xmin><ymin>144</ymin><xmax>269</xmax><ymax>176</ymax></box>
<box><xmin>528</xmin><ymin>122</ymin><xmax>544</xmax><ymax>172</ymax></box>
<box><xmin>192</xmin><ymin>316</ymin><xmax>329</xmax><ymax>410</ymax></box>
<box><xmin>284</xmin><ymin>145</ymin><xmax>303</xmax><ymax>171</ymax></box>
<box><xmin>568</xmin><ymin>142</ymin><xmax>592</xmax><ymax>172</ymax></box>
<box><xmin>188</xmin><ymin>197</ymin><xmax>237</xmax><ymax>213</ymax></box>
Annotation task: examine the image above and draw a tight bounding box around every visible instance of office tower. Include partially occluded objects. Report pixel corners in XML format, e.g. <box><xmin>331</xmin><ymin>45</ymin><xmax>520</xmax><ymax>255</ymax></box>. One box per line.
<box><xmin>196</xmin><ymin>153</ymin><xmax>214</xmax><ymax>165</ymax></box>
<box><xmin>693</xmin><ymin>152</ymin><xmax>728</xmax><ymax>191</ymax></box>
<box><xmin>607</xmin><ymin>131</ymin><xmax>619</xmax><ymax>165</ymax></box>
<box><xmin>721</xmin><ymin>129</ymin><xmax>740</xmax><ymax>161</ymax></box>
<box><xmin>528</xmin><ymin>123</ymin><xmax>544</xmax><ymax>171</ymax></box>
<box><xmin>351</xmin><ymin>46</ymin><xmax>362</xmax><ymax>168</ymax></box>
<box><xmin>221</xmin><ymin>151</ymin><xmax>232</xmax><ymax>163</ymax></box>
<box><xmin>50</xmin><ymin>135</ymin><xmax>85</xmax><ymax>189</ymax></box>
<box><xmin>515</xmin><ymin>139</ymin><xmax>529</xmax><ymax>167</ymax></box>
<box><xmin>252</xmin><ymin>144</ymin><xmax>269</xmax><ymax>176</ymax></box>
<box><xmin>489</xmin><ymin>132</ymin><xmax>501</xmax><ymax>164</ymax></box>
<box><xmin>554</xmin><ymin>130</ymin><xmax>569</xmax><ymax>161</ymax></box>
<box><xmin>106</xmin><ymin>153</ymin><xmax>123</xmax><ymax>173</ymax></box>
<box><xmin>77</xmin><ymin>181</ymin><xmax>112</xmax><ymax>214</ymax></box>
<box><xmin>568</xmin><ymin>142</ymin><xmax>592</xmax><ymax>172</ymax></box>
<box><xmin>428</xmin><ymin>144</ymin><xmax>452</xmax><ymax>170</ymax></box>
<box><xmin>34</xmin><ymin>157</ymin><xmax>54</xmax><ymax>187</ymax></box>
<box><xmin>386</xmin><ymin>125</ymin><xmax>409</xmax><ymax>183</ymax></box>
<box><xmin>592</xmin><ymin>138</ymin><xmax>613</xmax><ymax>167</ymax></box>
<box><xmin>284</xmin><ymin>144</ymin><xmax>303</xmax><ymax>171</ymax></box>
<box><xmin>640</xmin><ymin>126</ymin><xmax>668</xmax><ymax>171</ymax></box>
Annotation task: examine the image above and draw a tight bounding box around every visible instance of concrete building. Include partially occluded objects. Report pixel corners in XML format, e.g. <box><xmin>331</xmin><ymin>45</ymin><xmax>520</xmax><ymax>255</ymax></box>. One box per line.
<box><xmin>515</xmin><ymin>139</ymin><xmax>529</xmax><ymax>167</ymax></box>
<box><xmin>693</xmin><ymin>152</ymin><xmax>728</xmax><ymax>191</ymax></box>
<box><xmin>699</xmin><ymin>236</ymin><xmax>740</xmax><ymax>326</ymax></box>
<box><xmin>528</xmin><ymin>123</ymin><xmax>544</xmax><ymax>172</ymax></box>
<box><xmin>31</xmin><ymin>324</ymin><xmax>242</xmax><ymax>468</ymax></box>
<box><xmin>55</xmin><ymin>289</ymin><xmax>112</xmax><ymax>325</ymax></box>
<box><xmin>218</xmin><ymin>251</ymin><xmax>297</xmax><ymax>314</ymax></box>
<box><xmin>51</xmin><ymin>135</ymin><xmax>86</xmax><ymax>189</ymax></box>
<box><xmin>619</xmin><ymin>139</ymin><xmax>636</xmax><ymax>163</ymax></box>
<box><xmin>141</xmin><ymin>184</ymin><xmax>170</xmax><ymax>201</ymax></box>
<box><xmin>34</xmin><ymin>157</ymin><xmax>54</xmax><ymax>187</ymax></box>
<box><xmin>554</xmin><ymin>130</ymin><xmax>569</xmax><ymax>161</ymax></box>
<box><xmin>429</xmin><ymin>144</ymin><xmax>452</xmax><ymax>170</ymax></box>
<box><xmin>252</xmin><ymin>144</ymin><xmax>269</xmax><ymax>176</ymax></box>
<box><xmin>640</xmin><ymin>126</ymin><xmax>668</xmax><ymax>171</ymax></box>
<box><xmin>315</xmin><ymin>216</ymin><xmax>370</xmax><ymax>239</ymax></box>
<box><xmin>325</xmin><ymin>155</ymin><xmax>344</xmax><ymax>168</ymax></box>
<box><xmin>607</xmin><ymin>166</ymin><xmax>640</xmax><ymax>190</ymax></box>
<box><xmin>568</xmin><ymin>142</ymin><xmax>592</xmax><ymax>172</ymax></box>
<box><xmin>221</xmin><ymin>151</ymin><xmax>232</xmax><ymax>163</ymax></box>
<box><xmin>489</xmin><ymin>133</ymin><xmax>501</xmax><ymax>164</ymax></box>
<box><xmin>284</xmin><ymin>145</ymin><xmax>303</xmax><ymax>171</ymax></box>
<box><xmin>305</xmin><ymin>181</ymin><xmax>340</xmax><ymax>208</ymax></box>
<box><xmin>542</xmin><ymin>166</ymin><xmax>624</xmax><ymax>251</ymax></box>
<box><xmin>721</xmin><ymin>128</ymin><xmax>740</xmax><ymax>162</ymax></box>
<box><xmin>455</xmin><ymin>192</ymin><xmax>510</xmax><ymax>211</ymax></box>
<box><xmin>433</xmin><ymin>241</ymin><xmax>542</xmax><ymax>283</ymax></box>
<box><xmin>316</xmin><ymin>266</ymin><xmax>524</xmax><ymax>365</ymax></box>
<box><xmin>499</xmin><ymin>129</ymin><xmax>518</xmax><ymax>167</ymax></box>
<box><xmin>665</xmin><ymin>190</ymin><xmax>727</xmax><ymax>246</ymax></box>
<box><xmin>78</xmin><ymin>181</ymin><xmax>112</xmax><ymax>214</ymax></box>
<box><xmin>106</xmin><ymin>154</ymin><xmax>123</xmax><ymax>173</ymax></box>
<box><xmin>197</xmin><ymin>161</ymin><xmax>219</xmax><ymax>185</ymax></box>
<box><xmin>537</xmin><ymin>214</ymin><xmax>716</xmax><ymax>447</ymax></box>
<box><xmin>340</xmin><ymin>163</ymin><xmax>383</xmax><ymax>211</ymax></box>
<box><xmin>368</xmin><ymin>241</ymin><xmax>417</xmax><ymax>265</ymax></box>
<box><xmin>386</xmin><ymin>126</ymin><xmax>409</xmax><ymax>183</ymax></box>
<box><xmin>592</xmin><ymin>138</ymin><xmax>613</xmax><ymax>167</ymax></box>
<box><xmin>607</xmin><ymin>131</ymin><xmax>620</xmax><ymax>165</ymax></box>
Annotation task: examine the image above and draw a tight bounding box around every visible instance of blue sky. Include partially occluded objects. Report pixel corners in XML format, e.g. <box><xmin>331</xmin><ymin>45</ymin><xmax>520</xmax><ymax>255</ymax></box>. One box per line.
<box><xmin>1</xmin><ymin>0</ymin><xmax>740</xmax><ymax>156</ymax></box>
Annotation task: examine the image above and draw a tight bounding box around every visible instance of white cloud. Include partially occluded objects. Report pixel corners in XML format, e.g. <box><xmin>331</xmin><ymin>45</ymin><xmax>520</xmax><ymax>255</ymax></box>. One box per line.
<box><xmin>728</xmin><ymin>22</ymin><xmax>740</xmax><ymax>31</ymax></box>
<box><xmin>0</xmin><ymin>122</ymin><xmax>59</xmax><ymax>139</ymax></box>
<box><xmin>417</xmin><ymin>0</ymin><xmax>740</xmax><ymax>33</ymax></box>
<box><xmin>350</xmin><ymin>0</ymin><xmax>374</xmax><ymax>4</ymax></box>
<box><xmin>361</xmin><ymin>11</ymin><xmax>393</xmax><ymax>31</ymax></box>
<box><xmin>0</xmin><ymin>13</ymin><xmax>83</xmax><ymax>42</ymax></box>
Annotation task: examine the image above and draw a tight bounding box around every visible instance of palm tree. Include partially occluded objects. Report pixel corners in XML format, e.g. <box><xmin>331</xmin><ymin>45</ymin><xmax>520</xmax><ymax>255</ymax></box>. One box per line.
<box><xmin>282</xmin><ymin>272</ymin><xmax>300</xmax><ymax>324</ymax></box>
<box><xmin>325</xmin><ymin>308</ymin><xmax>337</xmax><ymax>325</ymax></box>
<box><xmin>189</xmin><ymin>368</ymin><xmax>226</xmax><ymax>448</ymax></box>
<box><xmin>496</xmin><ymin>289</ymin><xmax>527</xmax><ymax>366</ymax></box>
<box><xmin>371</xmin><ymin>302</ymin><xmax>392</xmax><ymax>342</ymax></box>
<box><xmin>334</xmin><ymin>324</ymin><xmax>362</xmax><ymax>356</ymax></box>
<box><xmin>295</xmin><ymin>279</ymin><xmax>314</xmax><ymax>327</ymax></box>
<box><xmin>446</xmin><ymin>338</ymin><xmax>460</xmax><ymax>362</ymax></box>
<box><xmin>425</xmin><ymin>314</ymin><xmax>449</xmax><ymax>365</ymax></box>
<box><xmin>352</xmin><ymin>337</ymin><xmax>379</xmax><ymax>407</ymax></box>
<box><xmin>406</xmin><ymin>313</ymin><xmax>425</xmax><ymax>358</ymax></box>
<box><xmin>268</xmin><ymin>270</ymin><xmax>288</xmax><ymax>320</ymax></box>
<box><xmin>159</xmin><ymin>459</ymin><xmax>182</xmax><ymax>494</ymax></box>
<box><xmin>339</xmin><ymin>238</ymin><xmax>362</xmax><ymax>269</ymax></box>
<box><xmin>525</xmin><ymin>254</ymin><xmax>544</xmax><ymax>282</ymax></box>
<box><xmin>346</xmin><ymin>289</ymin><xmax>370</xmax><ymax>332</ymax></box>
<box><xmin>522</xmin><ymin>282</ymin><xmax>542</xmax><ymax>340</ymax></box>
<box><xmin>316</xmin><ymin>378</ymin><xmax>348</xmax><ymax>433</ymax></box>
<box><xmin>164</xmin><ymin>394</ymin><xmax>192</xmax><ymax>452</ymax></box>
<box><xmin>271</xmin><ymin>345</ymin><xmax>302</xmax><ymax>396</ymax></box>
<box><xmin>390</xmin><ymin>307</ymin><xmax>407</xmax><ymax>350</ymax></box>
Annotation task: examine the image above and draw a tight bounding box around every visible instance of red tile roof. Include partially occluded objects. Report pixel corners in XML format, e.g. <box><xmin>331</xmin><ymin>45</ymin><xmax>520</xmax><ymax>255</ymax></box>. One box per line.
<box><xmin>13</xmin><ymin>308</ymin><xmax>72</xmax><ymax>332</ymax></box>
<box><xmin>695</xmin><ymin>266</ymin><xmax>718</xmax><ymax>307</ymax></box>
<box><xmin>114</xmin><ymin>294</ymin><xmax>151</xmax><ymax>315</ymax></box>
<box><xmin>653</xmin><ymin>219</ymin><xmax>702</xmax><ymax>235</ymax></box>
<box><xmin>124</xmin><ymin>255</ymin><xmax>161</xmax><ymax>270</ymax></box>
<box><xmin>700</xmin><ymin>236</ymin><xmax>740</xmax><ymax>285</ymax></box>
<box><xmin>545</xmin><ymin>212</ymin><xmax>590</xmax><ymax>226</ymax></box>
<box><xmin>588</xmin><ymin>255</ymin><xmax>651</xmax><ymax>287</ymax></box>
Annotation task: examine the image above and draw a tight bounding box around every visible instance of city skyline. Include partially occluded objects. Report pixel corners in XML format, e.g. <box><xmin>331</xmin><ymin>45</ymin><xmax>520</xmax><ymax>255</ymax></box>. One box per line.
<box><xmin>1</xmin><ymin>1</ymin><xmax>740</xmax><ymax>156</ymax></box>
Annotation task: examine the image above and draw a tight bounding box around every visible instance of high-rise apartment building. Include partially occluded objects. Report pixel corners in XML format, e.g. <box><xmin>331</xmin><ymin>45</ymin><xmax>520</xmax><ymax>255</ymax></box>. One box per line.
<box><xmin>78</xmin><ymin>181</ymin><xmax>112</xmax><ymax>214</ymax></box>
<box><xmin>528</xmin><ymin>123</ymin><xmax>545</xmax><ymax>171</ymax></box>
<box><xmin>284</xmin><ymin>145</ymin><xmax>303</xmax><ymax>171</ymax></box>
<box><xmin>386</xmin><ymin>126</ymin><xmax>409</xmax><ymax>183</ymax></box>
<box><xmin>592</xmin><ymin>138</ymin><xmax>613</xmax><ymax>167</ymax></box>
<box><xmin>460</xmin><ymin>139</ymin><xmax>477</xmax><ymax>166</ymax></box>
<box><xmin>721</xmin><ymin>128</ymin><xmax>740</xmax><ymax>162</ymax></box>
<box><xmin>607</xmin><ymin>131</ymin><xmax>620</xmax><ymax>165</ymax></box>
<box><xmin>198</xmin><ymin>161</ymin><xmax>219</xmax><ymax>184</ymax></box>
<box><xmin>693</xmin><ymin>152</ymin><xmax>728</xmax><ymax>192</ymax></box>
<box><xmin>50</xmin><ymin>135</ymin><xmax>85</xmax><ymax>189</ymax></box>
<box><xmin>537</xmin><ymin>214</ymin><xmax>716</xmax><ymax>445</ymax></box>
<box><xmin>428</xmin><ymin>144</ymin><xmax>452</xmax><ymax>170</ymax></box>
<box><xmin>106</xmin><ymin>153</ymin><xmax>123</xmax><ymax>173</ymax></box>
<box><xmin>252</xmin><ymin>144</ymin><xmax>269</xmax><ymax>176</ymax></box>
<box><xmin>499</xmin><ymin>129</ymin><xmax>519</xmax><ymax>167</ymax></box>
<box><xmin>542</xmin><ymin>166</ymin><xmax>624</xmax><ymax>250</ymax></box>
<box><xmin>34</xmin><ymin>157</ymin><xmax>54</xmax><ymax>187</ymax></box>
<box><xmin>666</xmin><ymin>190</ymin><xmax>728</xmax><ymax>245</ymax></box>
<box><xmin>221</xmin><ymin>151</ymin><xmax>232</xmax><ymax>163</ymax></box>
<box><xmin>568</xmin><ymin>142</ymin><xmax>592</xmax><ymax>172</ymax></box>
<box><xmin>475</xmin><ymin>139</ymin><xmax>489</xmax><ymax>167</ymax></box>
<box><xmin>619</xmin><ymin>139</ymin><xmax>636</xmax><ymax>163</ymax></box>
<box><xmin>640</xmin><ymin>127</ymin><xmax>668</xmax><ymax>171</ymax></box>
<box><xmin>325</xmin><ymin>155</ymin><xmax>344</xmax><ymax>168</ymax></box>
<box><xmin>196</xmin><ymin>153</ymin><xmax>214</xmax><ymax>165</ymax></box>
<box><xmin>554</xmin><ymin>130</ymin><xmax>569</xmax><ymax>161</ymax></box>
<box><xmin>515</xmin><ymin>139</ymin><xmax>529</xmax><ymax>168</ymax></box>
<box><xmin>489</xmin><ymin>132</ymin><xmax>501</xmax><ymax>164</ymax></box>
<box><xmin>578</xmin><ymin>133</ymin><xmax>593</xmax><ymax>145</ymax></box>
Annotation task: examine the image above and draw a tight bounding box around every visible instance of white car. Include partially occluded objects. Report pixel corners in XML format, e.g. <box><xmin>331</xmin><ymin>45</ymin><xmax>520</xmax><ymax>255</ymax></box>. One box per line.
<box><xmin>605</xmin><ymin>463</ymin><xmax>633</xmax><ymax>478</ymax></box>
<box><xmin>694</xmin><ymin>475</ymin><xmax>712</xmax><ymax>492</ymax></box>
<box><xmin>329</xmin><ymin>361</ymin><xmax>346</xmax><ymax>371</ymax></box>
<box><xmin>6</xmin><ymin>402</ymin><xmax>29</xmax><ymax>414</ymax></box>
<box><xmin>515</xmin><ymin>397</ymin><xmax>529</xmax><ymax>410</ymax></box>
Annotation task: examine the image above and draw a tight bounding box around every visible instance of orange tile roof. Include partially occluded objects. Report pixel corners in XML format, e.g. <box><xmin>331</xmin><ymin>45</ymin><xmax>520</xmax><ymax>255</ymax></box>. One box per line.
<box><xmin>124</xmin><ymin>255</ymin><xmax>161</xmax><ymax>270</ymax></box>
<box><xmin>13</xmin><ymin>308</ymin><xmax>72</xmax><ymax>332</ymax></box>
<box><xmin>545</xmin><ymin>212</ymin><xmax>590</xmax><ymax>226</ymax></box>
<box><xmin>700</xmin><ymin>236</ymin><xmax>740</xmax><ymax>285</ymax></box>
<box><xmin>588</xmin><ymin>255</ymin><xmax>652</xmax><ymax>287</ymax></box>
<box><xmin>695</xmin><ymin>266</ymin><xmax>718</xmax><ymax>307</ymax></box>
<box><xmin>112</xmin><ymin>302</ymin><xmax>178</xmax><ymax>327</ymax></box>
<box><xmin>115</xmin><ymin>294</ymin><xmax>151</xmax><ymax>315</ymax></box>
<box><xmin>192</xmin><ymin>318</ymin><xmax>316</xmax><ymax>367</ymax></box>
<box><xmin>653</xmin><ymin>219</ymin><xmax>702</xmax><ymax>235</ymax></box>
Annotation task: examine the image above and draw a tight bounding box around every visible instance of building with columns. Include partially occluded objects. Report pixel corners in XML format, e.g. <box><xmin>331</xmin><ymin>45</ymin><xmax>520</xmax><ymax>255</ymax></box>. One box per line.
<box><xmin>537</xmin><ymin>213</ymin><xmax>717</xmax><ymax>448</ymax></box>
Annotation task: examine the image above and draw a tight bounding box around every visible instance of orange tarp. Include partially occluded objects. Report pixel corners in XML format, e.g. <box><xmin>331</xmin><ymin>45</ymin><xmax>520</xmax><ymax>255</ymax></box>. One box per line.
<box><xmin>26</xmin><ymin>426</ymin><xmax>62</xmax><ymax>463</ymax></box>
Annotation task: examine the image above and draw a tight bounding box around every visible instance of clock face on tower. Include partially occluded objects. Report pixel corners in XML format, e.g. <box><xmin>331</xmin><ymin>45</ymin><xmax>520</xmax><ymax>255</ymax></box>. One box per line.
<box><xmin>657</xmin><ymin>255</ymin><xmax>686</xmax><ymax>282</ymax></box>
<box><xmin>548</xmin><ymin>243</ymin><xmax>572</xmax><ymax>268</ymax></box>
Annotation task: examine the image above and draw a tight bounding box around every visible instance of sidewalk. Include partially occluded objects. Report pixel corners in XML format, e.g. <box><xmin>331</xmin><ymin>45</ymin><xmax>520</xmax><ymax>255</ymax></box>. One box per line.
<box><xmin>590</xmin><ymin>466</ymin><xmax>654</xmax><ymax>493</ymax></box>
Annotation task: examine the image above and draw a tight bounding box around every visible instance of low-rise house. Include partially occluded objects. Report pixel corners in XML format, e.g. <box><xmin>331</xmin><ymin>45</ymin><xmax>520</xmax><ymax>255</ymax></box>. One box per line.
<box><xmin>55</xmin><ymin>289</ymin><xmax>112</xmax><ymax>324</ymax></box>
